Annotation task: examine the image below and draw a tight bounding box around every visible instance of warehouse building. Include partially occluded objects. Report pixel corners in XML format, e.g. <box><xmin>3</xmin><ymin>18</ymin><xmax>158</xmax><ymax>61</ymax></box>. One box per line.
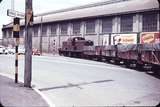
<box><xmin>1</xmin><ymin>0</ymin><xmax>160</xmax><ymax>54</ymax></box>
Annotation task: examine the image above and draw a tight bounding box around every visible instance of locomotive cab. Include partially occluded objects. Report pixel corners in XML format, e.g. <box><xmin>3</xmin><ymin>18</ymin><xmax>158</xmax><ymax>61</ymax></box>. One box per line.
<box><xmin>59</xmin><ymin>37</ymin><xmax>93</xmax><ymax>57</ymax></box>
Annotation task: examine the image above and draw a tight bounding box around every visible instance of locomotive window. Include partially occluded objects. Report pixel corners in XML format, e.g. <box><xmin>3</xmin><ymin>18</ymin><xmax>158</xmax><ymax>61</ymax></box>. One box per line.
<box><xmin>120</xmin><ymin>15</ymin><xmax>133</xmax><ymax>32</ymax></box>
<box><xmin>61</xmin><ymin>23</ymin><xmax>68</xmax><ymax>35</ymax></box>
<box><xmin>142</xmin><ymin>12</ymin><xmax>157</xmax><ymax>32</ymax></box>
<box><xmin>102</xmin><ymin>18</ymin><xmax>113</xmax><ymax>33</ymax></box>
<box><xmin>85</xmin><ymin>40</ymin><xmax>94</xmax><ymax>46</ymax></box>
<box><xmin>73</xmin><ymin>22</ymin><xmax>81</xmax><ymax>35</ymax></box>
<box><xmin>86</xmin><ymin>20</ymin><xmax>95</xmax><ymax>34</ymax></box>
<box><xmin>74</xmin><ymin>37</ymin><xmax>85</xmax><ymax>41</ymax></box>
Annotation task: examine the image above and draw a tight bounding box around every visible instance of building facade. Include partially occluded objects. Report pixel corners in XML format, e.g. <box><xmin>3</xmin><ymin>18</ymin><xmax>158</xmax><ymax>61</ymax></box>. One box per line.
<box><xmin>1</xmin><ymin>0</ymin><xmax>160</xmax><ymax>54</ymax></box>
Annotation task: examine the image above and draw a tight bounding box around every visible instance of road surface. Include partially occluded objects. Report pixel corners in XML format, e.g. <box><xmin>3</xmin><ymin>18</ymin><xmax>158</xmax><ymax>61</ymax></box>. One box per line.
<box><xmin>0</xmin><ymin>54</ymin><xmax>160</xmax><ymax>106</ymax></box>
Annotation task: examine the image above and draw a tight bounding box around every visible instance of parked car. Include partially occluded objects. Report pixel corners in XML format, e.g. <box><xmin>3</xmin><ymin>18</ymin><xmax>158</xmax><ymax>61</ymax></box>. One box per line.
<box><xmin>0</xmin><ymin>45</ymin><xmax>5</xmax><ymax>54</ymax></box>
<box><xmin>8</xmin><ymin>45</ymin><xmax>25</xmax><ymax>55</ymax></box>
<box><xmin>18</xmin><ymin>45</ymin><xmax>25</xmax><ymax>55</ymax></box>
<box><xmin>32</xmin><ymin>48</ymin><xmax>40</xmax><ymax>56</ymax></box>
<box><xmin>3</xmin><ymin>47</ymin><xmax>8</xmax><ymax>54</ymax></box>
<box><xmin>8</xmin><ymin>47</ymin><xmax>15</xmax><ymax>54</ymax></box>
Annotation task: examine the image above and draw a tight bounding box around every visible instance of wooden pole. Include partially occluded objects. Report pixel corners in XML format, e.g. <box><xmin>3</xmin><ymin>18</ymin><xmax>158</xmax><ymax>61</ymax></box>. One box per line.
<box><xmin>24</xmin><ymin>0</ymin><xmax>33</xmax><ymax>87</ymax></box>
<box><xmin>40</xmin><ymin>16</ymin><xmax>43</xmax><ymax>55</ymax></box>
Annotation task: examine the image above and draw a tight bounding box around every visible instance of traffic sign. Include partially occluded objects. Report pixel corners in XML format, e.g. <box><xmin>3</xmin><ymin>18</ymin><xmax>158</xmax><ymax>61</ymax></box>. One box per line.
<box><xmin>7</xmin><ymin>9</ymin><xmax>25</xmax><ymax>18</ymax></box>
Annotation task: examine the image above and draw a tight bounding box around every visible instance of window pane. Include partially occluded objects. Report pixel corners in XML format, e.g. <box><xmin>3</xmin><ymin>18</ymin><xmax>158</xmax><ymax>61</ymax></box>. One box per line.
<box><xmin>20</xmin><ymin>28</ymin><xmax>24</xmax><ymax>37</ymax></box>
<box><xmin>8</xmin><ymin>30</ymin><xmax>12</xmax><ymax>38</ymax></box>
<box><xmin>50</xmin><ymin>25</ymin><xmax>57</xmax><ymax>36</ymax></box>
<box><xmin>42</xmin><ymin>25</ymin><xmax>47</xmax><ymax>36</ymax></box>
<box><xmin>120</xmin><ymin>15</ymin><xmax>133</xmax><ymax>32</ymax></box>
<box><xmin>73</xmin><ymin>22</ymin><xmax>81</xmax><ymax>35</ymax></box>
<box><xmin>34</xmin><ymin>27</ymin><xmax>38</xmax><ymax>37</ymax></box>
<box><xmin>61</xmin><ymin>23</ymin><xmax>68</xmax><ymax>35</ymax></box>
<box><xmin>102</xmin><ymin>18</ymin><xmax>112</xmax><ymax>33</ymax></box>
<box><xmin>86</xmin><ymin>20</ymin><xmax>95</xmax><ymax>34</ymax></box>
<box><xmin>3</xmin><ymin>31</ymin><xmax>7</xmax><ymax>38</ymax></box>
<box><xmin>142</xmin><ymin>12</ymin><xmax>157</xmax><ymax>32</ymax></box>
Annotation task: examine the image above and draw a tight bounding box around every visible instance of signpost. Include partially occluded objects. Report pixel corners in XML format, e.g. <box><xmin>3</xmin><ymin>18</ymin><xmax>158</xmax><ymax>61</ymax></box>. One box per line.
<box><xmin>13</xmin><ymin>17</ymin><xmax>20</xmax><ymax>83</ymax></box>
<box><xmin>8</xmin><ymin>10</ymin><xmax>21</xmax><ymax>83</ymax></box>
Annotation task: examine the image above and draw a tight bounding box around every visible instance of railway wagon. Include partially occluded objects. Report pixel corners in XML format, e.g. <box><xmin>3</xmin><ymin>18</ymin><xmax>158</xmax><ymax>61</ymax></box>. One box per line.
<box><xmin>111</xmin><ymin>32</ymin><xmax>160</xmax><ymax>71</ymax></box>
<box><xmin>117</xmin><ymin>44</ymin><xmax>139</xmax><ymax>67</ymax></box>
<box><xmin>140</xmin><ymin>32</ymin><xmax>160</xmax><ymax>73</ymax></box>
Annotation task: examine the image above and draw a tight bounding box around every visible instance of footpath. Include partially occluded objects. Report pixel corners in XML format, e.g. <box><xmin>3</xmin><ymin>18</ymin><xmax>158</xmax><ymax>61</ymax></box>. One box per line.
<box><xmin>0</xmin><ymin>75</ymin><xmax>49</xmax><ymax>107</ymax></box>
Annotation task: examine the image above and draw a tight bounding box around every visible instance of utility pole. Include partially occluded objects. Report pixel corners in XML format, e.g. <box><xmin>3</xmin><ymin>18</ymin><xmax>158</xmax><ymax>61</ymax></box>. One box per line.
<box><xmin>40</xmin><ymin>16</ymin><xmax>43</xmax><ymax>55</ymax></box>
<box><xmin>158</xmin><ymin>0</ymin><xmax>160</xmax><ymax>32</ymax></box>
<box><xmin>24</xmin><ymin>0</ymin><xmax>33</xmax><ymax>87</ymax></box>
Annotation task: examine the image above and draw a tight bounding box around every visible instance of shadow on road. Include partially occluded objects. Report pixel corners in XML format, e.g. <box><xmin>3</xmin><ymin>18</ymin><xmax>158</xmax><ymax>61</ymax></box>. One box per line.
<box><xmin>146</xmin><ymin>72</ymin><xmax>160</xmax><ymax>79</ymax></box>
<box><xmin>0</xmin><ymin>103</ymin><xmax>4</xmax><ymax>107</ymax></box>
<box><xmin>39</xmin><ymin>79</ymin><xmax>114</xmax><ymax>91</ymax></box>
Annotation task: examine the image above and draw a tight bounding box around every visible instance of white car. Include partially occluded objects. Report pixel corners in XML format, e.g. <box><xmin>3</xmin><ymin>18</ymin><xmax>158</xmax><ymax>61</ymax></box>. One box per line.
<box><xmin>4</xmin><ymin>47</ymin><xmax>9</xmax><ymax>54</ymax></box>
<box><xmin>8</xmin><ymin>47</ymin><xmax>15</xmax><ymax>54</ymax></box>
<box><xmin>8</xmin><ymin>45</ymin><xmax>25</xmax><ymax>55</ymax></box>
<box><xmin>0</xmin><ymin>46</ymin><xmax>5</xmax><ymax>54</ymax></box>
<box><xmin>18</xmin><ymin>45</ymin><xmax>25</xmax><ymax>54</ymax></box>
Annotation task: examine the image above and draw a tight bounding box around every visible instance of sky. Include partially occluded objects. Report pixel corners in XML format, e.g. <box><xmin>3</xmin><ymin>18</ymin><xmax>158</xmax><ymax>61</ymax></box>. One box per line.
<box><xmin>0</xmin><ymin>0</ymin><xmax>106</xmax><ymax>39</ymax></box>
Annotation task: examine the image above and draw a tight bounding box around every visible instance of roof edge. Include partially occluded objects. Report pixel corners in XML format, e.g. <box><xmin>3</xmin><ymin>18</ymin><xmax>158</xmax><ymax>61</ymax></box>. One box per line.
<box><xmin>36</xmin><ymin>0</ymin><xmax>130</xmax><ymax>16</ymax></box>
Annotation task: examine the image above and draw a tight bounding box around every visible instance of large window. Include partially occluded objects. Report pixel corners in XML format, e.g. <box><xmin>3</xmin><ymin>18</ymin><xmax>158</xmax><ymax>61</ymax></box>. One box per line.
<box><xmin>42</xmin><ymin>25</ymin><xmax>47</xmax><ymax>36</ymax></box>
<box><xmin>73</xmin><ymin>22</ymin><xmax>81</xmax><ymax>35</ymax></box>
<box><xmin>142</xmin><ymin>12</ymin><xmax>157</xmax><ymax>32</ymax></box>
<box><xmin>102</xmin><ymin>18</ymin><xmax>113</xmax><ymax>33</ymax></box>
<box><xmin>60</xmin><ymin>23</ymin><xmax>68</xmax><ymax>35</ymax></box>
<box><xmin>20</xmin><ymin>27</ymin><xmax>24</xmax><ymax>37</ymax></box>
<box><xmin>3</xmin><ymin>30</ymin><xmax>7</xmax><ymax>38</ymax></box>
<box><xmin>120</xmin><ymin>15</ymin><xmax>133</xmax><ymax>32</ymax></box>
<box><xmin>8</xmin><ymin>30</ymin><xmax>12</xmax><ymax>38</ymax></box>
<box><xmin>86</xmin><ymin>20</ymin><xmax>95</xmax><ymax>34</ymax></box>
<box><xmin>34</xmin><ymin>27</ymin><xmax>39</xmax><ymax>37</ymax></box>
<box><xmin>50</xmin><ymin>24</ymin><xmax>57</xmax><ymax>36</ymax></box>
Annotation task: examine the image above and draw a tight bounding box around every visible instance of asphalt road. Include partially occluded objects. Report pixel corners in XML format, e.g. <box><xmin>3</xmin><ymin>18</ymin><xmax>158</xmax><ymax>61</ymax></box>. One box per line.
<box><xmin>0</xmin><ymin>54</ymin><xmax>160</xmax><ymax>106</ymax></box>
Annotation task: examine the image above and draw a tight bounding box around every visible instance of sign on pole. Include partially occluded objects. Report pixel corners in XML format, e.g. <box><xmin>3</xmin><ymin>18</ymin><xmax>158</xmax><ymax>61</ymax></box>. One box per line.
<box><xmin>13</xmin><ymin>17</ymin><xmax>20</xmax><ymax>38</ymax></box>
<box><xmin>7</xmin><ymin>9</ymin><xmax>25</xmax><ymax>18</ymax></box>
